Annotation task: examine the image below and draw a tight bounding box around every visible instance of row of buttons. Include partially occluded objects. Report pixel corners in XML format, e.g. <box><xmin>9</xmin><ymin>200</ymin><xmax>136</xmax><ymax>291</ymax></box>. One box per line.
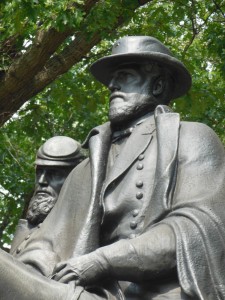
<box><xmin>16</xmin><ymin>223</ymin><xmax>42</xmax><ymax>254</ymax></box>
<box><xmin>129</xmin><ymin>153</ymin><xmax>145</xmax><ymax>232</ymax></box>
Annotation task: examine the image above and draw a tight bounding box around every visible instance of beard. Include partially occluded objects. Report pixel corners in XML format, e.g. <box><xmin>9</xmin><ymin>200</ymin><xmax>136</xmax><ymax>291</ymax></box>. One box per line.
<box><xmin>109</xmin><ymin>92</ymin><xmax>158</xmax><ymax>127</ymax></box>
<box><xmin>109</xmin><ymin>104</ymin><xmax>138</xmax><ymax>125</ymax></box>
<box><xmin>26</xmin><ymin>192</ymin><xmax>57</xmax><ymax>225</ymax></box>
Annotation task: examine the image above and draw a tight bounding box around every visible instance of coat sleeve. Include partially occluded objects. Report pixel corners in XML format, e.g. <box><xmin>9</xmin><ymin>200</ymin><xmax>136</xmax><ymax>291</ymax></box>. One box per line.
<box><xmin>161</xmin><ymin>121</ymin><xmax>225</xmax><ymax>299</ymax></box>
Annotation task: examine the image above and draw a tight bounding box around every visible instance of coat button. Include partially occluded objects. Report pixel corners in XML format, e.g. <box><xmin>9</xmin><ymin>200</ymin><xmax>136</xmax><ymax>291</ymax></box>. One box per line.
<box><xmin>129</xmin><ymin>233</ymin><xmax>137</xmax><ymax>239</ymax></box>
<box><xmin>25</xmin><ymin>234</ymin><xmax>30</xmax><ymax>240</ymax></box>
<box><xmin>132</xmin><ymin>209</ymin><xmax>139</xmax><ymax>217</ymax></box>
<box><xmin>16</xmin><ymin>247</ymin><xmax>21</xmax><ymax>254</ymax></box>
<box><xmin>138</xmin><ymin>154</ymin><xmax>145</xmax><ymax>160</ymax></box>
<box><xmin>37</xmin><ymin>223</ymin><xmax>42</xmax><ymax>228</ymax></box>
<box><xmin>130</xmin><ymin>221</ymin><xmax>137</xmax><ymax>229</ymax></box>
<box><xmin>136</xmin><ymin>192</ymin><xmax>143</xmax><ymax>199</ymax></box>
<box><xmin>136</xmin><ymin>163</ymin><xmax>144</xmax><ymax>170</ymax></box>
<box><xmin>136</xmin><ymin>180</ymin><xmax>143</xmax><ymax>188</ymax></box>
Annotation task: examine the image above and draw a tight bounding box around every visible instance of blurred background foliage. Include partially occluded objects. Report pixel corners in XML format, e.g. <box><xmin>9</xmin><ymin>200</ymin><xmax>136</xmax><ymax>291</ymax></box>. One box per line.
<box><xmin>0</xmin><ymin>0</ymin><xmax>224</xmax><ymax>249</ymax></box>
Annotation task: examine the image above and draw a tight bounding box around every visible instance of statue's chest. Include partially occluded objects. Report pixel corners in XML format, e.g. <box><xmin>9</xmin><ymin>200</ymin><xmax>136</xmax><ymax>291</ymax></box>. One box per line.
<box><xmin>100</xmin><ymin>143</ymin><xmax>157</xmax><ymax>244</ymax></box>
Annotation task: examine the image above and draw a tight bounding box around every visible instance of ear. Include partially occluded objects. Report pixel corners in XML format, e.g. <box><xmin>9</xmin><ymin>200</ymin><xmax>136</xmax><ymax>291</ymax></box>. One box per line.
<box><xmin>152</xmin><ymin>77</ymin><xmax>165</xmax><ymax>96</ymax></box>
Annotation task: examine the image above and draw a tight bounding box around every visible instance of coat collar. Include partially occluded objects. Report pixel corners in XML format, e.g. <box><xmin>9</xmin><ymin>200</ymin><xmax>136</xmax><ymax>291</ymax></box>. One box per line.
<box><xmin>82</xmin><ymin>121</ymin><xmax>112</xmax><ymax>149</ymax></box>
<box><xmin>83</xmin><ymin>114</ymin><xmax>156</xmax><ymax>194</ymax></box>
<box><xmin>103</xmin><ymin>114</ymin><xmax>156</xmax><ymax>192</ymax></box>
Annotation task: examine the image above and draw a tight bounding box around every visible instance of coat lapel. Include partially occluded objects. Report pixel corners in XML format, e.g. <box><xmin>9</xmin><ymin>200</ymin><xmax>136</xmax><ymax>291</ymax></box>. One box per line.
<box><xmin>143</xmin><ymin>108</ymin><xmax>180</xmax><ymax>228</ymax></box>
<box><xmin>74</xmin><ymin>122</ymin><xmax>112</xmax><ymax>254</ymax></box>
<box><xmin>82</xmin><ymin>122</ymin><xmax>112</xmax><ymax>204</ymax></box>
<box><xmin>103</xmin><ymin>116</ymin><xmax>156</xmax><ymax>193</ymax></box>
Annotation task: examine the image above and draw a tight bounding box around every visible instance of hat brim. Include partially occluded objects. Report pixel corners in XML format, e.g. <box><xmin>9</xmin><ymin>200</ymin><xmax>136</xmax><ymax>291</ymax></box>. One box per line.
<box><xmin>35</xmin><ymin>158</ymin><xmax>78</xmax><ymax>167</ymax></box>
<box><xmin>90</xmin><ymin>52</ymin><xmax>192</xmax><ymax>99</ymax></box>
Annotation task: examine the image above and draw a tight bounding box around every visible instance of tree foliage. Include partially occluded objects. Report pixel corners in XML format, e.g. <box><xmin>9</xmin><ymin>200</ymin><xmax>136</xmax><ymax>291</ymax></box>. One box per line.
<box><xmin>0</xmin><ymin>0</ymin><xmax>224</xmax><ymax>248</ymax></box>
<box><xmin>0</xmin><ymin>0</ymin><xmax>150</xmax><ymax>125</ymax></box>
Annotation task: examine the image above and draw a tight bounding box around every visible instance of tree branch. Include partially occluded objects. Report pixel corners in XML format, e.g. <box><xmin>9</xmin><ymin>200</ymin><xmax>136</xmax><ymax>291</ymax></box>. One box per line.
<box><xmin>0</xmin><ymin>0</ymin><xmax>153</xmax><ymax>126</ymax></box>
<box><xmin>0</xmin><ymin>0</ymin><xmax>99</xmax><ymax>99</ymax></box>
<box><xmin>212</xmin><ymin>0</ymin><xmax>225</xmax><ymax>18</ymax></box>
<box><xmin>182</xmin><ymin>0</ymin><xmax>224</xmax><ymax>57</ymax></box>
<box><xmin>182</xmin><ymin>1</ymin><xmax>198</xmax><ymax>56</ymax></box>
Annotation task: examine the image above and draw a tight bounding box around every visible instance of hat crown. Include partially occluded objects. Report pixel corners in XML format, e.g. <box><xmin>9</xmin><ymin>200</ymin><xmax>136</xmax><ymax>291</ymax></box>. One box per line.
<box><xmin>40</xmin><ymin>136</ymin><xmax>79</xmax><ymax>158</ymax></box>
<box><xmin>112</xmin><ymin>36</ymin><xmax>172</xmax><ymax>57</ymax></box>
<box><xmin>90</xmin><ymin>35</ymin><xmax>192</xmax><ymax>99</ymax></box>
<box><xmin>36</xmin><ymin>136</ymin><xmax>82</xmax><ymax>167</ymax></box>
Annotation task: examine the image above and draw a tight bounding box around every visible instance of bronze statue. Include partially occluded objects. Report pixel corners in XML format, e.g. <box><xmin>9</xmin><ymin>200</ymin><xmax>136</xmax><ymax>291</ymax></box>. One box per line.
<box><xmin>0</xmin><ymin>36</ymin><xmax>225</xmax><ymax>300</ymax></box>
<box><xmin>10</xmin><ymin>136</ymin><xmax>84</xmax><ymax>254</ymax></box>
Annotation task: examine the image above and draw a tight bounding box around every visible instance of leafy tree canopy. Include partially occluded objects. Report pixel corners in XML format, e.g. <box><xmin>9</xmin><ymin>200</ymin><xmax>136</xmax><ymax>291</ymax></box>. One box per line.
<box><xmin>0</xmin><ymin>0</ymin><xmax>224</xmax><ymax>249</ymax></box>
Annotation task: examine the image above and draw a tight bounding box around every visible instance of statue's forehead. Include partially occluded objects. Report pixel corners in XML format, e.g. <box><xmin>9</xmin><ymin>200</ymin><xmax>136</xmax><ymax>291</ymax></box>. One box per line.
<box><xmin>110</xmin><ymin>62</ymin><xmax>159</xmax><ymax>78</ymax></box>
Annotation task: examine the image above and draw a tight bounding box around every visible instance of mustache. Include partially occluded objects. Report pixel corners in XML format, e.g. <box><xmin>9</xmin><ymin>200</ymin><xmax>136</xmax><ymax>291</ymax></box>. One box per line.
<box><xmin>109</xmin><ymin>92</ymin><xmax>125</xmax><ymax>102</ymax></box>
<box><xmin>31</xmin><ymin>193</ymin><xmax>55</xmax><ymax>203</ymax></box>
<box><xmin>34</xmin><ymin>187</ymin><xmax>56</xmax><ymax>197</ymax></box>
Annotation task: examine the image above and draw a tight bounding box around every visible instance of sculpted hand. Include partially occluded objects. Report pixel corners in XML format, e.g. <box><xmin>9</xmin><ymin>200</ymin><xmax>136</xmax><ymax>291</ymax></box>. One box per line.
<box><xmin>52</xmin><ymin>251</ymin><xmax>109</xmax><ymax>286</ymax></box>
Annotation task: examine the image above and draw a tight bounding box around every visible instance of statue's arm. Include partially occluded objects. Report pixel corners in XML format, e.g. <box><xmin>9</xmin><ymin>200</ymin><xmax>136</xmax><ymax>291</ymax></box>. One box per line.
<box><xmin>53</xmin><ymin>224</ymin><xmax>176</xmax><ymax>285</ymax></box>
<box><xmin>97</xmin><ymin>223</ymin><xmax>176</xmax><ymax>282</ymax></box>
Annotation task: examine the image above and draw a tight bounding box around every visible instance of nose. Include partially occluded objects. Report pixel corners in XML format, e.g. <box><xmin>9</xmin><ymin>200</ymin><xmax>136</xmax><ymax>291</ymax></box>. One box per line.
<box><xmin>38</xmin><ymin>170</ymin><xmax>48</xmax><ymax>186</ymax></box>
<box><xmin>108</xmin><ymin>77</ymin><xmax>120</xmax><ymax>92</ymax></box>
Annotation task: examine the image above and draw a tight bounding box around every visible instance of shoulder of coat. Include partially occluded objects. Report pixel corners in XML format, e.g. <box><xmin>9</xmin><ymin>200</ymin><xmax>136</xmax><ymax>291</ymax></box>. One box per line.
<box><xmin>179</xmin><ymin>121</ymin><xmax>224</xmax><ymax>156</ymax></box>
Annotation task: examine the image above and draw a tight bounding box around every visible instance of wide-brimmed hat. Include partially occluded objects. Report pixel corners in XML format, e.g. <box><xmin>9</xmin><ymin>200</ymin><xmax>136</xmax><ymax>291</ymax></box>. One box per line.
<box><xmin>90</xmin><ymin>36</ymin><xmax>192</xmax><ymax>99</ymax></box>
<box><xmin>35</xmin><ymin>136</ymin><xmax>84</xmax><ymax>167</ymax></box>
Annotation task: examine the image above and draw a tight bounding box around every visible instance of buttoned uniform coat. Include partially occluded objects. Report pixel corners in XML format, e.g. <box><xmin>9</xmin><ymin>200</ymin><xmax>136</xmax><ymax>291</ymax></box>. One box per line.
<box><xmin>7</xmin><ymin>107</ymin><xmax>225</xmax><ymax>300</ymax></box>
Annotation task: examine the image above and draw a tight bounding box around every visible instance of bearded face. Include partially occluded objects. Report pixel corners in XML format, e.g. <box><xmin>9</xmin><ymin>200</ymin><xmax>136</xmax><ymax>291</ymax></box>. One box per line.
<box><xmin>26</xmin><ymin>188</ymin><xmax>58</xmax><ymax>225</ymax></box>
<box><xmin>108</xmin><ymin>63</ymin><xmax>166</xmax><ymax>128</ymax></box>
<box><xmin>26</xmin><ymin>166</ymin><xmax>72</xmax><ymax>225</ymax></box>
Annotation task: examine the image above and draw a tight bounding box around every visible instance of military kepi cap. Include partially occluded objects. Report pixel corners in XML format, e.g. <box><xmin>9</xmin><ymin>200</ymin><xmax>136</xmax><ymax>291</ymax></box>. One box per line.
<box><xmin>36</xmin><ymin>136</ymin><xmax>83</xmax><ymax>167</ymax></box>
<box><xmin>90</xmin><ymin>36</ymin><xmax>192</xmax><ymax>99</ymax></box>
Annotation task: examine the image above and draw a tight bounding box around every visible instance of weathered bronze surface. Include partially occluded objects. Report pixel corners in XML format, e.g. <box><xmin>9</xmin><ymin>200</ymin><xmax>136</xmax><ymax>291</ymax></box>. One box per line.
<box><xmin>10</xmin><ymin>136</ymin><xmax>84</xmax><ymax>253</ymax></box>
<box><xmin>1</xmin><ymin>36</ymin><xmax>225</xmax><ymax>300</ymax></box>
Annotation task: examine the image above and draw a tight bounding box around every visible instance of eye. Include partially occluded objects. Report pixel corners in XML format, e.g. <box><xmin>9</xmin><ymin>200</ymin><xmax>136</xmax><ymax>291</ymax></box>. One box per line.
<box><xmin>36</xmin><ymin>168</ymin><xmax>43</xmax><ymax>178</ymax></box>
<box><xmin>48</xmin><ymin>170</ymin><xmax>55</xmax><ymax>176</ymax></box>
<box><xmin>49</xmin><ymin>169</ymin><xmax>68</xmax><ymax>180</ymax></box>
<box><xmin>53</xmin><ymin>170</ymin><xmax>63</xmax><ymax>178</ymax></box>
<box><xmin>117</xmin><ymin>71</ymin><xmax>133</xmax><ymax>82</ymax></box>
